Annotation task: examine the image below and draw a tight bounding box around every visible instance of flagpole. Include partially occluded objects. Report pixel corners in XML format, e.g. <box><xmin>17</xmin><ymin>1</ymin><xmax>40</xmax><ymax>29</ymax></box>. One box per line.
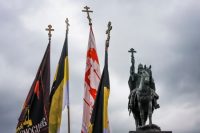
<box><xmin>65</xmin><ymin>18</ymin><xmax>71</xmax><ymax>133</ymax></box>
<box><xmin>45</xmin><ymin>24</ymin><xmax>53</xmax><ymax>119</ymax></box>
<box><xmin>67</xmin><ymin>105</ymin><xmax>71</xmax><ymax>133</ymax></box>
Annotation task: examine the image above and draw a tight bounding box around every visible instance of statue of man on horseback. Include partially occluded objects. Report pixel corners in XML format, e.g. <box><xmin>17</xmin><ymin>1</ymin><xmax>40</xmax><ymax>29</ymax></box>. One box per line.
<box><xmin>128</xmin><ymin>48</ymin><xmax>160</xmax><ymax>131</ymax></box>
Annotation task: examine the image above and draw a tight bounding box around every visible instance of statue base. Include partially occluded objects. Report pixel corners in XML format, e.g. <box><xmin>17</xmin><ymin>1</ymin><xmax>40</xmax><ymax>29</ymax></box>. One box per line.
<box><xmin>137</xmin><ymin>124</ymin><xmax>161</xmax><ymax>132</ymax></box>
<box><xmin>129</xmin><ymin>124</ymin><xmax>172</xmax><ymax>133</ymax></box>
<box><xmin>129</xmin><ymin>131</ymin><xmax>172</xmax><ymax>133</ymax></box>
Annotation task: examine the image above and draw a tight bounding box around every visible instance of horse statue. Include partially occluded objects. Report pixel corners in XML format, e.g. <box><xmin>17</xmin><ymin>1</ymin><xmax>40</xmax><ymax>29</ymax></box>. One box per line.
<box><xmin>128</xmin><ymin>48</ymin><xmax>160</xmax><ymax>131</ymax></box>
<box><xmin>129</xmin><ymin>66</ymin><xmax>156</xmax><ymax>128</ymax></box>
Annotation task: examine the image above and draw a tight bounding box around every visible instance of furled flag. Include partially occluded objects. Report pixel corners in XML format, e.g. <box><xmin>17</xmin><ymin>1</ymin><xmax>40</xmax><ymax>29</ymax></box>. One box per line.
<box><xmin>49</xmin><ymin>22</ymin><xmax>69</xmax><ymax>133</ymax></box>
<box><xmin>16</xmin><ymin>42</ymin><xmax>50</xmax><ymax>133</ymax></box>
<box><xmin>81</xmin><ymin>26</ymin><xmax>101</xmax><ymax>133</ymax></box>
<box><xmin>88</xmin><ymin>22</ymin><xmax>112</xmax><ymax>133</ymax></box>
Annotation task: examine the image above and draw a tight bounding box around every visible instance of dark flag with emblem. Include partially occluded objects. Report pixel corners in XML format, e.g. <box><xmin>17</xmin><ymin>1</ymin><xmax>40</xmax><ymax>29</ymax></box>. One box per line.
<box><xmin>16</xmin><ymin>42</ymin><xmax>50</xmax><ymax>133</ymax></box>
<box><xmin>88</xmin><ymin>22</ymin><xmax>112</xmax><ymax>133</ymax></box>
<box><xmin>49</xmin><ymin>19</ymin><xmax>70</xmax><ymax>133</ymax></box>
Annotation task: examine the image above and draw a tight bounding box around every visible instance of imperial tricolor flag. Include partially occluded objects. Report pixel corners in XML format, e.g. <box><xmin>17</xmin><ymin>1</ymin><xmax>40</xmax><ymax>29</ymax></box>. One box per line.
<box><xmin>81</xmin><ymin>26</ymin><xmax>101</xmax><ymax>133</ymax></box>
<box><xmin>16</xmin><ymin>42</ymin><xmax>50</xmax><ymax>133</ymax></box>
<box><xmin>88</xmin><ymin>22</ymin><xmax>112</xmax><ymax>133</ymax></box>
<box><xmin>49</xmin><ymin>24</ymin><xmax>69</xmax><ymax>133</ymax></box>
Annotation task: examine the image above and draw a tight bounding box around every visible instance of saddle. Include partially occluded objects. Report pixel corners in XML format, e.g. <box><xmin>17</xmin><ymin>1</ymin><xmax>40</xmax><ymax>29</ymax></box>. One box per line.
<box><xmin>136</xmin><ymin>87</ymin><xmax>153</xmax><ymax>102</ymax></box>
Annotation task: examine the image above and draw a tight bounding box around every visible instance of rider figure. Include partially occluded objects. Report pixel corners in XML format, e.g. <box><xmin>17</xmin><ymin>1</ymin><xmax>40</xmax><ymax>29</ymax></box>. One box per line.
<box><xmin>128</xmin><ymin>64</ymin><xmax>160</xmax><ymax>110</ymax></box>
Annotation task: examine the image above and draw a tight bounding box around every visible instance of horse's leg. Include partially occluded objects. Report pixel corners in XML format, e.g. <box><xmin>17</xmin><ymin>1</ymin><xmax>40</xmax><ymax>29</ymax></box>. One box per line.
<box><xmin>133</xmin><ymin>113</ymin><xmax>138</xmax><ymax>128</ymax></box>
<box><xmin>148</xmin><ymin>100</ymin><xmax>152</xmax><ymax>125</ymax></box>
<box><xmin>138</xmin><ymin>101</ymin><xmax>144</xmax><ymax>126</ymax></box>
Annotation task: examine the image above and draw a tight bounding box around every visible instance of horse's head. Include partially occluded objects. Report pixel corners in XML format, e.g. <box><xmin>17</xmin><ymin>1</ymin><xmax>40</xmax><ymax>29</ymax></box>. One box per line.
<box><xmin>142</xmin><ymin>71</ymin><xmax>149</xmax><ymax>85</ymax></box>
<box><xmin>141</xmin><ymin>65</ymin><xmax>152</xmax><ymax>85</ymax></box>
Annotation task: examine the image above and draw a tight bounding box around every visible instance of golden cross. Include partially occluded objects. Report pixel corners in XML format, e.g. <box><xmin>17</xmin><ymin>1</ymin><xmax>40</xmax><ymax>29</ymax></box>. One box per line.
<box><xmin>82</xmin><ymin>6</ymin><xmax>93</xmax><ymax>25</ymax></box>
<box><xmin>45</xmin><ymin>25</ymin><xmax>54</xmax><ymax>41</ymax></box>
<box><xmin>65</xmin><ymin>18</ymin><xmax>70</xmax><ymax>33</ymax></box>
<box><xmin>105</xmin><ymin>21</ymin><xmax>112</xmax><ymax>48</ymax></box>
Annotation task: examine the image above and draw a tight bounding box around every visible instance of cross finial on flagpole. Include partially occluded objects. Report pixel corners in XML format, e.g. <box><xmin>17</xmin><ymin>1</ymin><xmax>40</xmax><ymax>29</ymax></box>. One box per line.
<box><xmin>45</xmin><ymin>25</ymin><xmax>54</xmax><ymax>41</ymax></box>
<box><xmin>105</xmin><ymin>21</ymin><xmax>112</xmax><ymax>48</ymax></box>
<box><xmin>65</xmin><ymin>18</ymin><xmax>70</xmax><ymax>33</ymax></box>
<box><xmin>82</xmin><ymin>6</ymin><xmax>93</xmax><ymax>26</ymax></box>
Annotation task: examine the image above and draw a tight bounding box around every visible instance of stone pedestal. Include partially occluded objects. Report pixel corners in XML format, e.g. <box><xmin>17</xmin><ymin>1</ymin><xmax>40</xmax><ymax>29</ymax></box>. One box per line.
<box><xmin>129</xmin><ymin>131</ymin><xmax>172</xmax><ymax>133</ymax></box>
<box><xmin>129</xmin><ymin>124</ymin><xmax>172</xmax><ymax>133</ymax></box>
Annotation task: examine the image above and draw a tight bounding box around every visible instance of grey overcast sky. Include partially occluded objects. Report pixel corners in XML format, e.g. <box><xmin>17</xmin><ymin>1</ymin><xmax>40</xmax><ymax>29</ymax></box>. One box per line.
<box><xmin>0</xmin><ymin>0</ymin><xmax>200</xmax><ymax>133</ymax></box>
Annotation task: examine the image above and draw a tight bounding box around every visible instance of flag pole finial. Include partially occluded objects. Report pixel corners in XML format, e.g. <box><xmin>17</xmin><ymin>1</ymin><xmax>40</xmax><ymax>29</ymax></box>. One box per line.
<box><xmin>45</xmin><ymin>24</ymin><xmax>54</xmax><ymax>41</ymax></box>
<box><xmin>82</xmin><ymin>6</ymin><xmax>93</xmax><ymax>26</ymax></box>
<box><xmin>105</xmin><ymin>21</ymin><xmax>112</xmax><ymax>49</ymax></box>
<box><xmin>65</xmin><ymin>18</ymin><xmax>70</xmax><ymax>33</ymax></box>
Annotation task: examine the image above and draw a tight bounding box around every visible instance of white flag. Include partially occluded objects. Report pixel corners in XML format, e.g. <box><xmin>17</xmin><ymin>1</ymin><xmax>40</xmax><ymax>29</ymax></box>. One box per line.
<box><xmin>81</xmin><ymin>26</ymin><xmax>101</xmax><ymax>133</ymax></box>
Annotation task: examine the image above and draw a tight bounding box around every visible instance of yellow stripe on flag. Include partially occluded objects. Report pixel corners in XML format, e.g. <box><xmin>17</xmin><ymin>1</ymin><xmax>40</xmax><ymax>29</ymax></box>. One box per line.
<box><xmin>103</xmin><ymin>87</ymin><xmax>110</xmax><ymax>129</ymax></box>
<box><xmin>88</xmin><ymin>123</ymin><xmax>93</xmax><ymax>133</ymax></box>
<box><xmin>49</xmin><ymin>80</ymin><xmax>64</xmax><ymax>133</ymax></box>
<box><xmin>64</xmin><ymin>57</ymin><xmax>69</xmax><ymax>85</ymax></box>
<box><xmin>63</xmin><ymin>57</ymin><xmax>69</xmax><ymax>108</ymax></box>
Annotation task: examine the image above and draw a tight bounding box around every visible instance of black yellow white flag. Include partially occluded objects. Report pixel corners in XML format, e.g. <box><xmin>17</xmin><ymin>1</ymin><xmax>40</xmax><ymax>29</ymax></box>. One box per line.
<box><xmin>88</xmin><ymin>22</ymin><xmax>112</xmax><ymax>133</ymax></box>
<box><xmin>49</xmin><ymin>25</ymin><xmax>69</xmax><ymax>133</ymax></box>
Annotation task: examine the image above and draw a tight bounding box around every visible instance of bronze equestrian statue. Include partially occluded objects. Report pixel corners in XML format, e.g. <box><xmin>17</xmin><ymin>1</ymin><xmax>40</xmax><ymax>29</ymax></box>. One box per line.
<box><xmin>128</xmin><ymin>48</ymin><xmax>160</xmax><ymax>131</ymax></box>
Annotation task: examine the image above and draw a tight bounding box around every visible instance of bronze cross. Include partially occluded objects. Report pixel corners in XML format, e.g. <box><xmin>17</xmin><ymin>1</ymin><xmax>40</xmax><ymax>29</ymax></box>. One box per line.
<box><xmin>65</xmin><ymin>18</ymin><xmax>70</xmax><ymax>33</ymax></box>
<box><xmin>128</xmin><ymin>48</ymin><xmax>137</xmax><ymax>65</ymax></box>
<box><xmin>45</xmin><ymin>25</ymin><xmax>54</xmax><ymax>41</ymax></box>
<box><xmin>105</xmin><ymin>21</ymin><xmax>112</xmax><ymax>48</ymax></box>
<box><xmin>82</xmin><ymin>6</ymin><xmax>93</xmax><ymax>25</ymax></box>
<box><xmin>128</xmin><ymin>48</ymin><xmax>137</xmax><ymax>56</ymax></box>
